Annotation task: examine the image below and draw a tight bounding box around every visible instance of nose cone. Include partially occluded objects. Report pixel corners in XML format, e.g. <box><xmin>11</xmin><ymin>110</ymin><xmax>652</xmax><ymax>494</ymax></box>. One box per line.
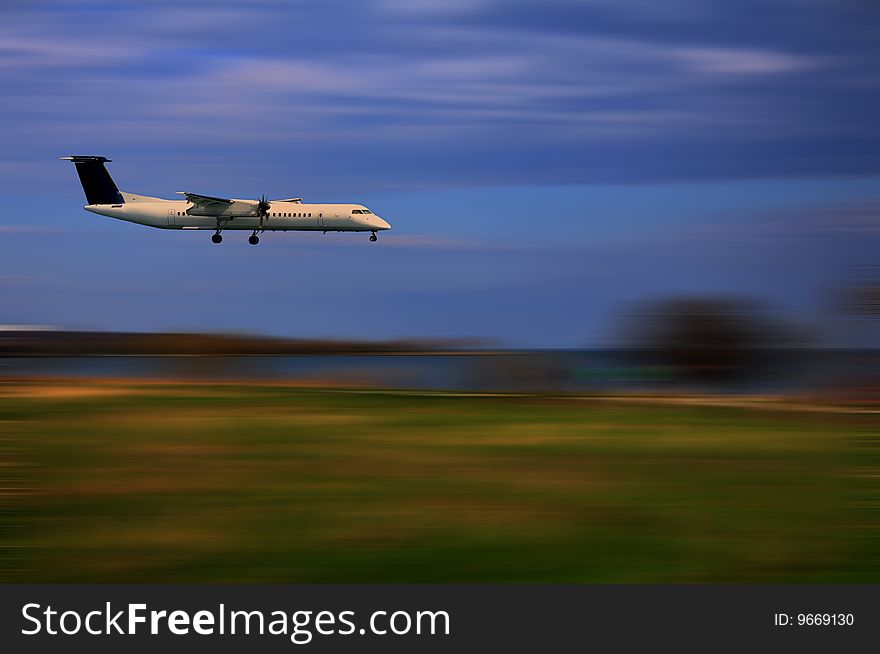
<box><xmin>375</xmin><ymin>216</ymin><xmax>391</xmax><ymax>231</ymax></box>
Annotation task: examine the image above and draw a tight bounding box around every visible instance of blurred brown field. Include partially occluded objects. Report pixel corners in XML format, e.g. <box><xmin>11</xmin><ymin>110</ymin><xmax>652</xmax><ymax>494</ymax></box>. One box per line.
<box><xmin>0</xmin><ymin>379</ymin><xmax>878</xmax><ymax>583</ymax></box>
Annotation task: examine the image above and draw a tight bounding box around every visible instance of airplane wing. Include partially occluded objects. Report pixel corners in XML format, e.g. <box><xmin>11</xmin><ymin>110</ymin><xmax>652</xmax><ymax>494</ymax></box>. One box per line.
<box><xmin>176</xmin><ymin>192</ymin><xmax>236</xmax><ymax>208</ymax></box>
<box><xmin>272</xmin><ymin>197</ymin><xmax>302</xmax><ymax>203</ymax></box>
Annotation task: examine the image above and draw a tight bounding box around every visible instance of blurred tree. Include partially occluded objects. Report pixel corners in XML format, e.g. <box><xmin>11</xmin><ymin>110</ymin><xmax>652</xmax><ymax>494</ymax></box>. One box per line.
<box><xmin>618</xmin><ymin>296</ymin><xmax>807</xmax><ymax>384</ymax></box>
<box><xmin>839</xmin><ymin>266</ymin><xmax>880</xmax><ymax>318</ymax></box>
<box><xmin>829</xmin><ymin>267</ymin><xmax>880</xmax><ymax>401</ymax></box>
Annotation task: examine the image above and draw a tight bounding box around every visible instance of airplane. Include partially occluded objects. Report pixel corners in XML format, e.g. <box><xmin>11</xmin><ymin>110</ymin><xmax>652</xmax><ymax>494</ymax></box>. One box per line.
<box><xmin>62</xmin><ymin>156</ymin><xmax>391</xmax><ymax>245</ymax></box>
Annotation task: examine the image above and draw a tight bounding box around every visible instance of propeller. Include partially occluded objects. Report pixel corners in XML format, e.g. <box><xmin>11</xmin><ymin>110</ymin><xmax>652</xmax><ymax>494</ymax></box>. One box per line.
<box><xmin>256</xmin><ymin>194</ymin><xmax>271</xmax><ymax>226</ymax></box>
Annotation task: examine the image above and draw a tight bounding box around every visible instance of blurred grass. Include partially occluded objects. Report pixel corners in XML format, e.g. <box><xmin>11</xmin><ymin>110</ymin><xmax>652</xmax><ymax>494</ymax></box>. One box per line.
<box><xmin>1</xmin><ymin>382</ymin><xmax>878</xmax><ymax>583</ymax></box>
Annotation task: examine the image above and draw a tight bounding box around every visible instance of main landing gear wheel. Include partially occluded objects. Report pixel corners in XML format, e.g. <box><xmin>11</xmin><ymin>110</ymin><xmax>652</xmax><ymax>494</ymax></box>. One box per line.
<box><xmin>369</xmin><ymin>232</ymin><xmax>377</xmax><ymax>242</ymax></box>
<box><xmin>211</xmin><ymin>233</ymin><xmax>223</xmax><ymax>244</ymax></box>
<box><xmin>248</xmin><ymin>233</ymin><xmax>260</xmax><ymax>246</ymax></box>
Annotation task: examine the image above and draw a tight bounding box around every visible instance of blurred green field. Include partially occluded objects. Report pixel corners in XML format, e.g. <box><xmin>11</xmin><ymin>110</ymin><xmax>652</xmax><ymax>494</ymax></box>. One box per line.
<box><xmin>1</xmin><ymin>382</ymin><xmax>878</xmax><ymax>583</ymax></box>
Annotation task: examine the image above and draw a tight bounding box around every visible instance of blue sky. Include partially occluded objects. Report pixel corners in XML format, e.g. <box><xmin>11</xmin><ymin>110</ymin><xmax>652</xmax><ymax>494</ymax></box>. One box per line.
<box><xmin>1</xmin><ymin>0</ymin><xmax>878</xmax><ymax>346</ymax></box>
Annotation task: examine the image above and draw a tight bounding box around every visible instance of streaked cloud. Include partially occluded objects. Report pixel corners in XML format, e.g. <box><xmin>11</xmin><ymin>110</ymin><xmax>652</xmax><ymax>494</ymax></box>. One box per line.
<box><xmin>674</xmin><ymin>47</ymin><xmax>818</xmax><ymax>75</ymax></box>
<box><xmin>0</xmin><ymin>225</ymin><xmax>53</xmax><ymax>234</ymax></box>
<box><xmin>378</xmin><ymin>0</ymin><xmax>490</xmax><ymax>15</ymax></box>
<box><xmin>0</xmin><ymin>0</ymin><xmax>876</xmax><ymax>192</ymax></box>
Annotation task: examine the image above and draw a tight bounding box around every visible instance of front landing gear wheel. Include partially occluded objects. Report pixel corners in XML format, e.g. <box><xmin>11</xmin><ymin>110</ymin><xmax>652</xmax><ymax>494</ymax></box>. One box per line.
<box><xmin>248</xmin><ymin>234</ymin><xmax>260</xmax><ymax>246</ymax></box>
<box><xmin>369</xmin><ymin>232</ymin><xmax>377</xmax><ymax>242</ymax></box>
<box><xmin>211</xmin><ymin>233</ymin><xmax>223</xmax><ymax>244</ymax></box>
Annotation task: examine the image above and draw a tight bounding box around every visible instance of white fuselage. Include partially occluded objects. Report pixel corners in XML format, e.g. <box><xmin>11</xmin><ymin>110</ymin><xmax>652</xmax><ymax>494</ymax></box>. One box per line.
<box><xmin>85</xmin><ymin>197</ymin><xmax>391</xmax><ymax>233</ymax></box>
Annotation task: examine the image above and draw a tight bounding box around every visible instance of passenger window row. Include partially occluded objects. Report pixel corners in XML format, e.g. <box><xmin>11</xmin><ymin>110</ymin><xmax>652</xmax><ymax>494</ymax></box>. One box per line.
<box><xmin>174</xmin><ymin>210</ymin><xmax>321</xmax><ymax>217</ymax></box>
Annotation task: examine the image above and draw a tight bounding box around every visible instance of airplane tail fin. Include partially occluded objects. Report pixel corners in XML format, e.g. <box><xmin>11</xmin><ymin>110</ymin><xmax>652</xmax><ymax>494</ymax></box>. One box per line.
<box><xmin>61</xmin><ymin>156</ymin><xmax>124</xmax><ymax>205</ymax></box>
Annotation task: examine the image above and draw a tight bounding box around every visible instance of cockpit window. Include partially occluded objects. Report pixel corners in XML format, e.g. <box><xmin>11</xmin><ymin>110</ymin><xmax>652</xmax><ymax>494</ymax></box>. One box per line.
<box><xmin>352</xmin><ymin>209</ymin><xmax>363</xmax><ymax>214</ymax></box>
<box><xmin>362</xmin><ymin>210</ymin><xmax>372</xmax><ymax>214</ymax></box>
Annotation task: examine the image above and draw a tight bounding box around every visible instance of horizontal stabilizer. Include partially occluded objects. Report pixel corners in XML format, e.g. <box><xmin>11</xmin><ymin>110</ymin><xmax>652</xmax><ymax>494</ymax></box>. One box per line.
<box><xmin>60</xmin><ymin>155</ymin><xmax>112</xmax><ymax>163</ymax></box>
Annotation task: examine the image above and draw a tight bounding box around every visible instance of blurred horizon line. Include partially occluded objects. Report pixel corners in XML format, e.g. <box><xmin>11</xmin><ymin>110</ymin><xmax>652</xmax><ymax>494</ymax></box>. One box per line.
<box><xmin>1</xmin><ymin>327</ymin><xmax>877</xmax><ymax>355</ymax></box>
